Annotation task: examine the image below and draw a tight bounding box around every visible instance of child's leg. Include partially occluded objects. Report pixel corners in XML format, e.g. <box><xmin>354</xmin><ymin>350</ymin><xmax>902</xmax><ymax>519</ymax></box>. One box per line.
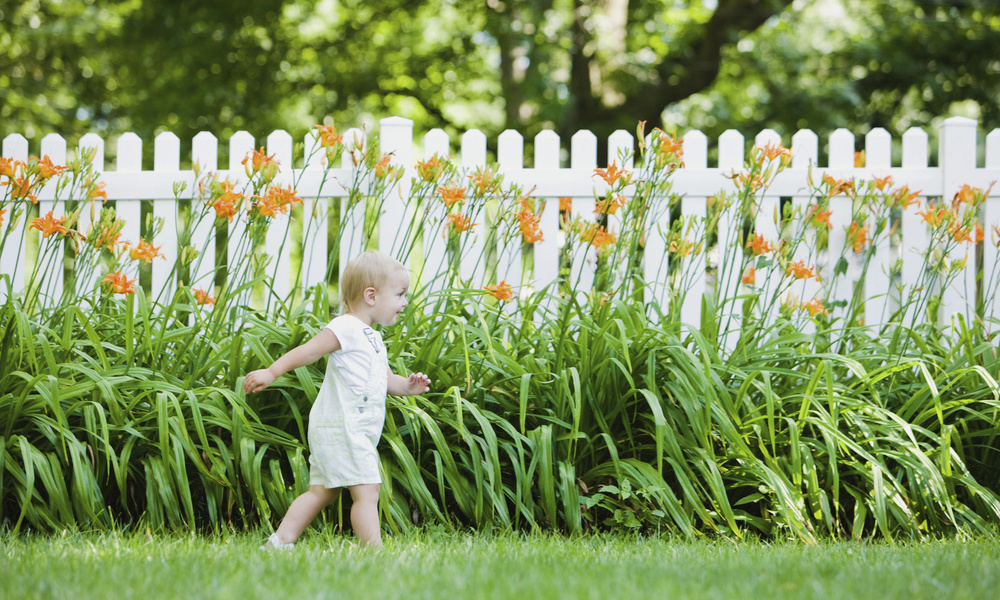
<box><xmin>347</xmin><ymin>483</ymin><xmax>381</xmax><ymax>547</ymax></box>
<box><xmin>273</xmin><ymin>484</ymin><xmax>341</xmax><ymax>544</ymax></box>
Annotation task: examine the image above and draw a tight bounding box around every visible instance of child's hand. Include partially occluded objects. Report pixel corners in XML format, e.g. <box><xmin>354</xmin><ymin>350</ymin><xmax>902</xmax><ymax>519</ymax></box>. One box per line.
<box><xmin>406</xmin><ymin>372</ymin><xmax>431</xmax><ymax>395</ymax></box>
<box><xmin>243</xmin><ymin>369</ymin><xmax>276</xmax><ymax>394</ymax></box>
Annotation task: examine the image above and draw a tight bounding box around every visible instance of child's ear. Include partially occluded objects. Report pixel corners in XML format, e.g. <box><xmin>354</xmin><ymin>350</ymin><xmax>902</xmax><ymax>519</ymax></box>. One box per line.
<box><xmin>363</xmin><ymin>286</ymin><xmax>377</xmax><ymax>305</ymax></box>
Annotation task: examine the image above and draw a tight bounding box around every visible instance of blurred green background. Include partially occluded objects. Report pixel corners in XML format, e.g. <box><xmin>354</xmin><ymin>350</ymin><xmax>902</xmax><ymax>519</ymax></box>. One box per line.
<box><xmin>2</xmin><ymin>0</ymin><xmax>998</xmax><ymax>162</ymax></box>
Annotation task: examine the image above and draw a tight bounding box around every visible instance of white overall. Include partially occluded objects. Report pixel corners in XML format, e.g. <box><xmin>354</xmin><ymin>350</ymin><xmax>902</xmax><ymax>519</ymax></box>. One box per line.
<box><xmin>307</xmin><ymin>317</ymin><xmax>389</xmax><ymax>488</ymax></box>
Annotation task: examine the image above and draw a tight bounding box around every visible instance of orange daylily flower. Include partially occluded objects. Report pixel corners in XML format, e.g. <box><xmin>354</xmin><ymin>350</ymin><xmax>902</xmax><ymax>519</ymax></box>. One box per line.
<box><xmin>822</xmin><ymin>174</ymin><xmax>854</xmax><ymax>198</ymax></box>
<box><xmin>592</xmin><ymin>228</ymin><xmax>617</xmax><ymax>250</ymax></box>
<box><xmin>445</xmin><ymin>213</ymin><xmax>475</xmax><ymax>235</ymax></box>
<box><xmin>847</xmin><ymin>221</ymin><xmax>868</xmax><ymax>253</ymax></box>
<box><xmin>212</xmin><ymin>197</ymin><xmax>239</xmax><ymax>221</ymax></box>
<box><xmin>646</xmin><ymin>127</ymin><xmax>684</xmax><ymax>169</ymax></box>
<box><xmin>992</xmin><ymin>224</ymin><xmax>1000</xmax><ymax>248</ymax></box>
<box><xmin>668</xmin><ymin>238</ymin><xmax>701</xmax><ymax>257</ymax></box>
<box><xmin>595</xmin><ymin>194</ymin><xmax>627</xmax><ymax>215</ymax></box>
<box><xmin>873</xmin><ymin>175</ymin><xmax>894</xmax><ymax>191</ymax></box>
<box><xmin>975</xmin><ymin>223</ymin><xmax>985</xmax><ymax>244</ymax></box>
<box><xmin>88</xmin><ymin>179</ymin><xmax>107</xmax><ymax>201</ymax></box>
<box><xmin>90</xmin><ymin>229</ymin><xmax>122</xmax><ymax>252</ymax></box>
<box><xmin>949</xmin><ymin>222</ymin><xmax>973</xmax><ymax>244</ymax></box>
<box><xmin>758</xmin><ymin>142</ymin><xmax>791</xmax><ymax>165</ymax></box>
<box><xmin>952</xmin><ymin>184</ymin><xmax>978</xmax><ymax>208</ymax></box>
<box><xmin>437</xmin><ymin>185</ymin><xmax>467</xmax><ymax>210</ymax></box>
<box><xmin>0</xmin><ymin>157</ymin><xmax>17</xmax><ymax>179</ymax></box>
<box><xmin>193</xmin><ymin>287</ymin><xmax>216</xmax><ymax>306</ymax></box>
<box><xmin>10</xmin><ymin>177</ymin><xmax>37</xmax><ymax>203</ymax></box>
<box><xmin>746</xmin><ymin>232</ymin><xmax>774</xmax><ymax>256</ymax></box>
<box><xmin>800</xmin><ymin>297</ymin><xmax>829</xmax><ymax>317</ymax></box>
<box><xmin>517</xmin><ymin>209</ymin><xmax>544</xmax><ymax>244</ymax></box>
<box><xmin>268</xmin><ymin>184</ymin><xmax>303</xmax><ymax>210</ymax></box>
<box><xmin>252</xmin><ymin>184</ymin><xmax>302</xmax><ymax>218</ymax></box>
<box><xmin>559</xmin><ymin>197</ymin><xmax>572</xmax><ymax>212</ymax></box>
<box><xmin>416</xmin><ymin>155</ymin><xmax>444</xmax><ymax>183</ymax></box>
<box><xmin>208</xmin><ymin>181</ymin><xmax>243</xmax><ymax>222</ymax></box>
<box><xmin>243</xmin><ymin>147</ymin><xmax>275</xmax><ymax>172</ymax></box>
<box><xmin>36</xmin><ymin>156</ymin><xmax>66</xmax><ymax>179</ymax></box>
<box><xmin>483</xmin><ymin>280</ymin><xmax>514</xmax><ymax>302</ymax></box>
<box><xmin>594</xmin><ymin>163</ymin><xmax>630</xmax><ymax>187</ymax></box>
<box><xmin>658</xmin><ymin>132</ymin><xmax>684</xmax><ymax>158</ymax></box>
<box><xmin>128</xmin><ymin>239</ymin><xmax>165</xmax><ymax>263</ymax></box>
<box><xmin>0</xmin><ymin>208</ymin><xmax>5</xmax><ymax>229</ymax></box>
<box><xmin>469</xmin><ymin>166</ymin><xmax>499</xmax><ymax>195</ymax></box>
<box><xmin>314</xmin><ymin>124</ymin><xmax>343</xmax><ymax>148</ymax></box>
<box><xmin>242</xmin><ymin>147</ymin><xmax>279</xmax><ymax>180</ymax></box>
<box><xmin>741</xmin><ymin>266</ymin><xmax>756</xmax><ymax>286</ymax></box>
<box><xmin>374</xmin><ymin>154</ymin><xmax>396</xmax><ymax>179</ymax></box>
<box><xmin>854</xmin><ymin>151</ymin><xmax>865</xmax><ymax>168</ymax></box>
<box><xmin>103</xmin><ymin>271</ymin><xmax>136</xmax><ymax>295</ymax></box>
<box><xmin>806</xmin><ymin>205</ymin><xmax>833</xmax><ymax>230</ymax></box>
<box><xmin>29</xmin><ymin>211</ymin><xmax>69</xmax><ymax>238</ymax></box>
<box><xmin>253</xmin><ymin>195</ymin><xmax>282</xmax><ymax>218</ymax></box>
<box><xmin>577</xmin><ymin>222</ymin><xmax>617</xmax><ymax>250</ymax></box>
<box><xmin>786</xmin><ymin>260</ymin><xmax>817</xmax><ymax>280</ymax></box>
<box><xmin>734</xmin><ymin>172</ymin><xmax>764</xmax><ymax>193</ymax></box>
<box><xmin>894</xmin><ymin>185</ymin><xmax>921</xmax><ymax>209</ymax></box>
<box><xmin>916</xmin><ymin>203</ymin><xmax>950</xmax><ymax>229</ymax></box>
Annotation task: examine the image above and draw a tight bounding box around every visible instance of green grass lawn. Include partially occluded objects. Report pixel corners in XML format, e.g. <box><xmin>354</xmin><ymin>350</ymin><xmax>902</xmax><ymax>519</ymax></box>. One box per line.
<box><xmin>3</xmin><ymin>530</ymin><xmax>999</xmax><ymax>600</ymax></box>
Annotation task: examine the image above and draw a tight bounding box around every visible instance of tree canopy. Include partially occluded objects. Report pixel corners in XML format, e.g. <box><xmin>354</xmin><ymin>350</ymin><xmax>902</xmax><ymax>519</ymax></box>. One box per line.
<box><xmin>2</xmin><ymin>0</ymin><xmax>998</xmax><ymax>158</ymax></box>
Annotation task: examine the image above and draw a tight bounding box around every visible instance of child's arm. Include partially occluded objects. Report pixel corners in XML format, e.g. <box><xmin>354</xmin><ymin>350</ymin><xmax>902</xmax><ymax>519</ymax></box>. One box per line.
<box><xmin>243</xmin><ymin>329</ymin><xmax>341</xmax><ymax>394</ymax></box>
<box><xmin>386</xmin><ymin>368</ymin><xmax>431</xmax><ymax>396</ymax></box>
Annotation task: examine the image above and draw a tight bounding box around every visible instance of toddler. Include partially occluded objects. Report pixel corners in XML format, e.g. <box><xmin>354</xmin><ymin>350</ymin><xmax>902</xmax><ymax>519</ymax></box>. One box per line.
<box><xmin>244</xmin><ymin>250</ymin><xmax>431</xmax><ymax>548</ymax></box>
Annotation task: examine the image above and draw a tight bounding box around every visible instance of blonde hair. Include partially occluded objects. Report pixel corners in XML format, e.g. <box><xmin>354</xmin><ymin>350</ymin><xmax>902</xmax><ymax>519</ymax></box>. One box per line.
<box><xmin>340</xmin><ymin>251</ymin><xmax>407</xmax><ymax>313</ymax></box>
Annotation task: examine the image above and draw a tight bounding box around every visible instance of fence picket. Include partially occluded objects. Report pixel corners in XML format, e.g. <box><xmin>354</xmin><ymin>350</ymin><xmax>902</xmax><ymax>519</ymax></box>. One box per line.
<box><xmin>496</xmin><ymin>129</ymin><xmax>524</xmax><ymax>294</ymax></box>
<box><xmin>339</xmin><ymin>127</ymin><xmax>367</xmax><ymax>283</ymax></box>
<box><xmin>460</xmin><ymin>129</ymin><xmax>488</xmax><ymax>287</ymax></box>
<box><xmin>533</xmin><ymin>195</ymin><xmax>560</xmax><ymax>299</ymax></box>
<box><xmin>300</xmin><ymin>130</ymin><xmax>328</xmax><ymax>297</ymax></box>
<box><xmin>826</xmin><ymin>129</ymin><xmax>858</xmax><ymax>325</ymax></box>
<box><xmin>227</xmin><ymin>131</ymin><xmax>254</xmax><ymax>296</ymax></box>
<box><xmin>265</xmin><ymin>129</ymin><xmax>294</xmax><ymax>307</ymax></box>
<box><xmin>116</xmin><ymin>134</ymin><xmax>144</xmax><ymax>297</ymax></box>
<box><xmin>717</xmin><ymin>129</ymin><xmax>745</xmax><ymax>351</ymax></box>
<box><xmin>421</xmin><ymin>129</ymin><xmax>450</xmax><ymax>295</ymax></box>
<box><xmin>790</xmin><ymin>129</ymin><xmax>820</xmax><ymax>335</ymax></box>
<box><xmin>569</xmin><ymin>196</ymin><xmax>596</xmax><ymax>300</ymax></box>
<box><xmin>754</xmin><ymin>129</ymin><xmax>783</xmax><ymax>327</ymax></box>
<box><xmin>678</xmin><ymin>130</ymin><xmax>709</xmax><ymax>327</ymax></box>
<box><xmin>570</xmin><ymin>131</ymin><xmax>606</xmax><ymax>299</ymax></box>
<box><xmin>864</xmin><ymin>128</ymin><xmax>893</xmax><ymax>327</ymax></box>
<box><xmin>38</xmin><ymin>134</ymin><xmax>67</xmax><ymax>302</ymax></box>
<box><xmin>77</xmin><ymin>133</ymin><xmax>105</xmax><ymax>295</ymax></box>
<box><xmin>605</xmin><ymin>130</ymin><xmax>633</xmax><ymax>257</ymax></box>
<box><xmin>379</xmin><ymin>117</ymin><xmax>413</xmax><ymax>263</ymax></box>
<box><xmin>1</xmin><ymin>134</ymin><xmax>29</xmax><ymax>300</ymax></box>
<box><xmin>152</xmin><ymin>132</ymin><xmax>181</xmax><ymax>301</ymax></box>
<box><xmin>189</xmin><ymin>132</ymin><xmax>218</xmax><ymax>291</ymax></box>
<box><xmin>939</xmin><ymin>117</ymin><xmax>979</xmax><ymax>326</ymax></box>
<box><xmin>985</xmin><ymin>130</ymin><xmax>1000</xmax><ymax>330</ymax></box>
<box><xmin>899</xmin><ymin>127</ymin><xmax>931</xmax><ymax>329</ymax></box>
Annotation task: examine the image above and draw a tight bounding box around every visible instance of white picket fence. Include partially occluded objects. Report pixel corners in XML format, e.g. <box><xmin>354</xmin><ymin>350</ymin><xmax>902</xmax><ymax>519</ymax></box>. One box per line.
<box><xmin>3</xmin><ymin>116</ymin><xmax>1000</xmax><ymax>329</ymax></box>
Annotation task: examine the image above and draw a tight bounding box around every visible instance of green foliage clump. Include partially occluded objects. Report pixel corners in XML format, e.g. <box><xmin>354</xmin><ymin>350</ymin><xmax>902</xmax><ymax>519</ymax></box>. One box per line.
<box><xmin>1</xmin><ymin>127</ymin><xmax>999</xmax><ymax>543</ymax></box>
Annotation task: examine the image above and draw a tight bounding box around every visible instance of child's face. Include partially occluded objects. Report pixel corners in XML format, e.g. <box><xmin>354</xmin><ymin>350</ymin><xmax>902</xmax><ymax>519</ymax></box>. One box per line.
<box><xmin>371</xmin><ymin>268</ymin><xmax>410</xmax><ymax>326</ymax></box>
